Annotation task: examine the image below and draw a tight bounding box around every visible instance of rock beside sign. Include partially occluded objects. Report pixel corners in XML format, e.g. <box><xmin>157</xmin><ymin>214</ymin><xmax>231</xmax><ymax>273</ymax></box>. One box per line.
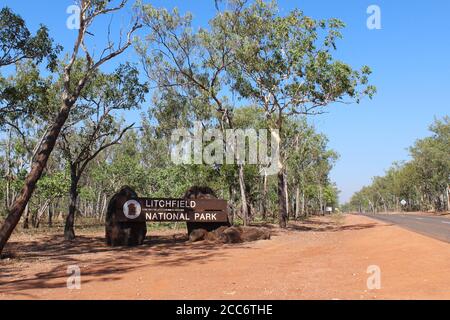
<box><xmin>184</xmin><ymin>186</ymin><xmax>231</xmax><ymax>234</ymax></box>
<box><xmin>105</xmin><ymin>186</ymin><xmax>147</xmax><ymax>246</ymax></box>
<box><xmin>189</xmin><ymin>226</ymin><xmax>271</xmax><ymax>244</ymax></box>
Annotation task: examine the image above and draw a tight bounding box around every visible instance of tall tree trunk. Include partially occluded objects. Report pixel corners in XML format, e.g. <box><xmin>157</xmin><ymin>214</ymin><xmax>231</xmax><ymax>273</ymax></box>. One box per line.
<box><xmin>381</xmin><ymin>196</ymin><xmax>387</xmax><ymax>213</ymax></box>
<box><xmin>100</xmin><ymin>194</ymin><xmax>107</xmax><ymax>221</ymax></box>
<box><xmin>447</xmin><ymin>185</ymin><xmax>450</xmax><ymax>212</ymax></box>
<box><xmin>284</xmin><ymin>172</ymin><xmax>289</xmax><ymax>220</ymax></box>
<box><xmin>231</xmin><ymin>186</ymin><xmax>237</xmax><ymax>225</ymax></box>
<box><xmin>65</xmin><ymin>169</ymin><xmax>79</xmax><ymax>241</ymax></box>
<box><xmin>0</xmin><ymin>99</ymin><xmax>74</xmax><ymax>254</ymax></box>
<box><xmin>301</xmin><ymin>191</ymin><xmax>305</xmax><ymax>217</ymax></box>
<box><xmin>238</xmin><ymin>164</ymin><xmax>248</xmax><ymax>226</ymax></box>
<box><xmin>22</xmin><ymin>204</ymin><xmax>30</xmax><ymax>229</ymax></box>
<box><xmin>295</xmin><ymin>185</ymin><xmax>300</xmax><ymax>219</ymax></box>
<box><xmin>5</xmin><ymin>129</ymin><xmax>11</xmax><ymax>209</ymax></box>
<box><xmin>48</xmin><ymin>202</ymin><xmax>54</xmax><ymax>227</ymax></box>
<box><xmin>96</xmin><ymin>191</ymin><xmax>102</xmax><ymax>218</ymax></box>
<box><xmin>35</xmin><ymin>199</ymin><xmax>51</xmax><ymax>229</ymax></box>
<box><xmin>31</xmin><ymin>207</ymin><xmax>38</xmax><ymax>228</ymax></box>
<box><xmin>65</xmin><ymin>188</ymin><xmax>78</xmax><ymax>241</ymax></box>
<box><xmin>261</xmin><ymin>172</ymin><xmax>268</xmax><ymax>220</ymax></box>
<box><xmin>319</xmin><ymin>185</ymin><xmax>324</xmax><ymax>215</ymax></box>
<box><xmin>278</xmin><ymin>170</ymin><xmax>288</xmax><ymax>228</ymax></box>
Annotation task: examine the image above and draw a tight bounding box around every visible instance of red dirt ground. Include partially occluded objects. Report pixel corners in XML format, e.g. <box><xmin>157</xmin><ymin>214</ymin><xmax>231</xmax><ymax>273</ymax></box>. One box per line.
<box><xmin>1</xmin><ymin>214</ymin><xmax>450</xmax><ymax>300</ymax></box>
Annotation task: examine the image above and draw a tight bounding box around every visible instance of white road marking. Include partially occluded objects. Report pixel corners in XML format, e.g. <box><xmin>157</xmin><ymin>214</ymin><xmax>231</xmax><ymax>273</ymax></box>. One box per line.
<box><xmin>441</xmin><ymin>221</ymin><xmax>450</xmax><ymax>225</ymax></box>
<box><xmin>414</xmin><ymin>217</ymin><xmax>424</xmax><ymax>220</ymax></box>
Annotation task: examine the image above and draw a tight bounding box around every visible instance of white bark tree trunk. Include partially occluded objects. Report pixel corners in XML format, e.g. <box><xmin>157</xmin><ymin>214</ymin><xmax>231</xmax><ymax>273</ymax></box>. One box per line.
<box><xmin>295</xmin><ymin>185</ymin><xmax>300</xmax><ymax>219</ymax></box>
<box><xmin>238</xmin><ymin>164</ymin><xmax>248</xmax><ymax>226</ymax></box>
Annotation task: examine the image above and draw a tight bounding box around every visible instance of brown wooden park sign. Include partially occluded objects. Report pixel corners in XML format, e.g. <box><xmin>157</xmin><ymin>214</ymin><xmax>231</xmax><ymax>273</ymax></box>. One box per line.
<box><xmin>105</xmin><ymin>186</ymin><xmax>271</xmax><ymax>247</ymax></box>
<box><xmin>118</xmin><ymin>198</ymin><xmax>229</xmax><ymax>223</ymax></box>
<box><xmin>105</xmin><ymin>186</ymin><xmax>231</xmax><ymax>246</ymax></box>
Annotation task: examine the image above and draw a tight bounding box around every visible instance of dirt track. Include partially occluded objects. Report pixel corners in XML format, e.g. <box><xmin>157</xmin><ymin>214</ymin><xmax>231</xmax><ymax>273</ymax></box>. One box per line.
<box><xmin>1</xmin><ymin>214</ymin><xmax>450</xmax><ymax>300</ymax></box>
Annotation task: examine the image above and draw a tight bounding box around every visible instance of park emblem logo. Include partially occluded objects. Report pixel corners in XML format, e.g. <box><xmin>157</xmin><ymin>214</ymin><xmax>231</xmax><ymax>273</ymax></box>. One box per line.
<box><xmin>123</xmin><ymin>199</ymin><xmax>142</xmax><ymax>220</ymax></box>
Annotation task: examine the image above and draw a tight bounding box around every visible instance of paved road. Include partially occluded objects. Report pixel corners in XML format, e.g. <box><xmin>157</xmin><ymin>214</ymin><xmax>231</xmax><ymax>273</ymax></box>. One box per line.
<box><xmin>360</xmin><ymin>213</ymin><xmax>450</xmax><ymax>243</ymax></box>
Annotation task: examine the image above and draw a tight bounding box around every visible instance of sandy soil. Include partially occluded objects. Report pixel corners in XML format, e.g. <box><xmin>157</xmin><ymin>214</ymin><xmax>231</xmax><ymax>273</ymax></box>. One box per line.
<box><xmin>1</xmin><ymin>214</ymin><xmax>450</xmax><ymax>300</ymax></box>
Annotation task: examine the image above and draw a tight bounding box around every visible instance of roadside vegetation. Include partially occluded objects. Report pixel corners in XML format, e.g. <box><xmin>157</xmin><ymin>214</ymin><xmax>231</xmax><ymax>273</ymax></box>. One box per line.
<box><xmin>0</xmin><ymin>0</ymin><xmax>375</xmax><ymax>255</ymax></box>
<box><xmin>343</xmin><ymin>116</ymin><xmax>450</xmax><ymax>214</ymax></box>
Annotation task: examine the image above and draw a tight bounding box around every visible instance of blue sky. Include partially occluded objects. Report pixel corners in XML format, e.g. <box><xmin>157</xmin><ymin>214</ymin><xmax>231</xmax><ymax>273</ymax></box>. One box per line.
<box><xmin>2</xmin><ymin>0</ymin><xmax>449</xmax><ymax>203</ymax></box>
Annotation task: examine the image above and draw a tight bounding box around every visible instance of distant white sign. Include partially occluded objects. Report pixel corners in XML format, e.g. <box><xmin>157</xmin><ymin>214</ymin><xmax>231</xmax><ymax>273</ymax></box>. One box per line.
<box><xmin>400</xmin><ymin>199</ymin><xmax>407</xmax><ymax>206</ymax></box>
<box><xmin>326</xmin><ymin>207</ymin><xmax>333</xmax><ymax>213</ymax></box>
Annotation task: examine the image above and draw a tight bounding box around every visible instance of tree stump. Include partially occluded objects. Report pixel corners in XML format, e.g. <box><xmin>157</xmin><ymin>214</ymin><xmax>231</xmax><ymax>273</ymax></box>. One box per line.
<box><xmin>105</xmin><ymin>186</ymin><xmax>147</xmax><ymax>246</ymax></box>
<box><xmin>183</xmin><ymin>186</ymin><xmax>231</xmax><ymax>235</ymax></box>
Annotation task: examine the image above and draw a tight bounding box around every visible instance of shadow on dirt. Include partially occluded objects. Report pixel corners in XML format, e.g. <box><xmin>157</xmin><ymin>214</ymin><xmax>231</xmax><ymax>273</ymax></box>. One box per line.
<box><xmin>0</xmin><ymin>216</ymin><xmax>388</xmax><ymax>296</ymax></box>
<box><xmin>0</xmin><ymin>232</ymin><xmax>255</xmax><ymax>295</ymax></box>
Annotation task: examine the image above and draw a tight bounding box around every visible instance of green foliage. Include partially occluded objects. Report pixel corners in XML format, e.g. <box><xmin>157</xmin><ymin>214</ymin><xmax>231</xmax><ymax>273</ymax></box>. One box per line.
<box><xmin>0</xmin><ymin>61</ymin><xmax>55</xmax><ymax>129</ymax></box>
<box><xmin>0</xmin><ymin>7</ymin><xmax>61</xmax><ymax>69</ymax></box>
<box><xmin>37</xmin><ymin>171</ymin><xmax>70</xmax><ymax>199</ymax></box>
<box><xmin>0</xmin><ymin>1</ymin><xmax>363</xmax><ymax>232</ymax></box>
<box><xmin>226</xmin><ymin>0</ymin><xmax>376</xmax><ymax>120</ymax></box>
<box><xmin>347</xmin><ymin>116</ymin><xmax>450</xmax><ymax>213</ymax></box>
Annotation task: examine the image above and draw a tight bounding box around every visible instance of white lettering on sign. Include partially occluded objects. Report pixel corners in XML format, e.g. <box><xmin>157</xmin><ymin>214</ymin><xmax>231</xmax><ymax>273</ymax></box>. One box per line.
<box><xmin>194</xmin><ymin>213</ymin><xmax>217</xmax><ymax>221</ymax></box>
<box><xmin>144</xmin><ymin>199</ymin><xmax>196</xmax><ymax>209</ymax></box>
<box><xmin>145</xmin><ymin>212</ymin><xmax>219</xmax><ymax>221</ymax></box>
<box><xmin>146</xmin><ymin>212</ymin><xmax>191</xmax><ymax>221</ymax></box>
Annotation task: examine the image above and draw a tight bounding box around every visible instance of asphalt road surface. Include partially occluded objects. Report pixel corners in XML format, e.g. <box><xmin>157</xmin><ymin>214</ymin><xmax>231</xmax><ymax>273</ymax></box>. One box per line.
<box><xmin>360</xmin><ymin>213</ymin><xmax>450</xmax><ymax>243</ymax></box>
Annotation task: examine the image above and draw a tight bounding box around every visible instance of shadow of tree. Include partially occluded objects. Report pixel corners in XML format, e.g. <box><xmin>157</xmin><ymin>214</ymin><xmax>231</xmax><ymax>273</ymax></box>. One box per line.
<box><xmin>0</xmin><ymin>232</ymin><xmax>255</xmax><ymax>294</ymax></box>
<box><xmin>0</xmin><ymin>216</ymin><xmax>387</xmax><ymax>295</ymax></box>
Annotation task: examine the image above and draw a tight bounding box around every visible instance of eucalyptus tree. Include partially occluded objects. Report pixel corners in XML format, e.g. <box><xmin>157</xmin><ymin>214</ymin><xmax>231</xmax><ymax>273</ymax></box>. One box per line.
<box><xmin>0</xmin><ymin>7</ymin><xmax>60</xmax><ymax>125</ymax></box>
<box><xmin>29</xmin><ymin>171</ymin><xmax>70</xmax><ymax>228</ymax></box>
<box><xmin>226</xmin><ymin>0</ymin><xmax>375</xmax><ymax>227</ymax></box>
<box><xmin>310</xmin><ymin>147</ymin><xmax>339</xmax><ymax>215</ymax></box>
<box><xmin>0</xmin><ymin>6</ymin><xmax>60</xmax><ymax>217</ymax></box>
<box><xmin>0</xmin><ymin>63</ymin><xmax>57</xmax><ymax>214</ymax></box>
<box><xmin>1</xmin><ymin>62</ymin><xmax>55</xmax><ymax>152</ymax></box>
<box><xmin>285</xmin><ymin>119</ymin><xmax>338</xmax><ymax>218</ymax></box>
<box><xmin>59</xmin><ymin>63</ymin><xmax>147</xmax><ymax>240</ymax></box>
<box><xmin>0</xmin><ymin>0</ymin><xmax>141</xmax><ymax>255</ymax></box>
<box><xmin>137</xmin><ymin>1</ymin><xmax>254</xmax><ymax>224</ymax></box>
<box><xmin>408</xmin><ymin>117</ymin><xmax>450</xmax><ymax>211</ymax></box>
<box><xmin>232</xmin><ymin>105</ymin><xmax>267</xmax><ymax>221</ymax></box>
<box><xmin>88</xmin><ymin>130</ymin><xmax>148</xmax><ymax>204</ymax></box>
<box><xmin>0</xmin><ymin>7</ymin><xmax>59</xmax><ymax>68</ymax></box>
<box><xmin>348</xmin><ymin>116</ymin><xmax>450</xmax><ymax>213</ymax></box>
